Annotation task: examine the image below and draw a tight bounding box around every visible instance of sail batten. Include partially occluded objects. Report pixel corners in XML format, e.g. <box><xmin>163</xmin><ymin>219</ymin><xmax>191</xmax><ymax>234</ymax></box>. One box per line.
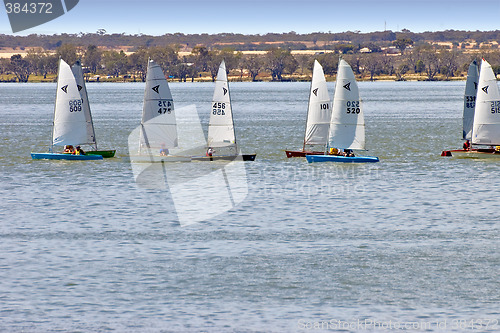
<box><xmin>304</xmin><ymin>60</ymin><xmax>331</xmax><ymax>147</ymax></box>
<box><xmin>140</xmin><ymin>59</ymin><xmax>177</xmax><ymax>150</ymax></box>
<box><xmin>207</xmin><ymin>60</ymin><xmax>236</xmax><ymax>150</ymax></box>
<box><xmin>327</xmin><ymin>59</ymin><xmax>365</xmax><ymax>150</ymax></box>
<box><xmin>472</xmin><ymin>59</ymin><xmax>500</xmax><ymax>145</ymax></box>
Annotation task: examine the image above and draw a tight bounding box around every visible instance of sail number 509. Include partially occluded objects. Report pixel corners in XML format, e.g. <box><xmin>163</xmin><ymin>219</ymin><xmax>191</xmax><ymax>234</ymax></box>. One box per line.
<box><xmin>346</xmin><ymin>101</ymin><xmax>360</xmax><ymax>114</ymax></box>
<box><xmin>213</xmin><ymin>102</ymin><xmax>226</xmax><ymax>115</ymax></box>
<box><xmin>69</xmin><ymin>99</ymin><xmax>83</xmax><ymax>112</ymax></box>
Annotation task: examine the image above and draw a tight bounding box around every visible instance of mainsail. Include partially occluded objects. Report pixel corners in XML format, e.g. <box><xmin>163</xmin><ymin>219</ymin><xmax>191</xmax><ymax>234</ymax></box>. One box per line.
<box><xmin>52</xmin><ymin>59</ymin><xmax>91</xmax><ymax>147</ymax></box>
<box><xmin>304</xmin><ymin>60</ymin><xmax>331</xmax><ymax>148</ymax></box>
<box><xmin>463</xmin><ymin>60</ymin><xmax>479</xmax><ymax>140</ymax></box>
<box><xmin>71</xmin><ymin>60</ymin><xmax>97</xmax><ymax>149</ymax></box>
<box><xmin>207</xmin><ymin>60</ymin><xmax>236</xmax><ymax>152</ymax></box>
<box><xmin>327</xmin><ymin>59</ymin><xmax>365</xmax><ymax>150</ymax></box>
<box><xmin>472</xmin><ymin>59</ymin><xmax>500</xmax><ymax>146</ymax></box>
<box><xmin>140</xmin><ymin>59</ymin><xmax>177</xmax><ymax>151</ymax></box>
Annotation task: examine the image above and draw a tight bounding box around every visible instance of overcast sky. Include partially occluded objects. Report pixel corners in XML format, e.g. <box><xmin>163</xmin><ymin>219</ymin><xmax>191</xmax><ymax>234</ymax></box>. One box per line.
<box><xmin>1</xmin><ymin>0</ymin><xmax>499</xmax><ymax>36</ymax></box>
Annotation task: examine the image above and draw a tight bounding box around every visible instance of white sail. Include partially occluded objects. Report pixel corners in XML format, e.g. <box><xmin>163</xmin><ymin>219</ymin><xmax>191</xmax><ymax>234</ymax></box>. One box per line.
<box><xmin>472</xmin><ymin>59</ymin><xmax>500</xmax><ymax>146</ymax></box>
<box><xmin>304</xmin><ymin>60</ymin><xmax>331</xmax><ymax>146</ymax></box>
<box><xmin>52</xmin><ymin>59</ymin><xmax>90</xmax><ymax>147</ymax></box>
<box><xmin>327</xmin><ymin>59</ymin><xmax>365</xmax><ymax>150</ymax></box>
<box><xmin>207</xmin><ymin>60</ymin><xmax>236</xmax><ymax>150</ymax></box>
<box><xmin>463</xmin><ymin>60</ymin><xmax>479</xmax><ymax>140</ymax></box>
<box><xmin>140</xmin><ymin>59</ymin><xmax>177</xmax><ymax>150</ymax></box>
<box><xmin>71</xmin><ymin>60</ymin><xmax>97</xmax><ymax>149</ymax></box>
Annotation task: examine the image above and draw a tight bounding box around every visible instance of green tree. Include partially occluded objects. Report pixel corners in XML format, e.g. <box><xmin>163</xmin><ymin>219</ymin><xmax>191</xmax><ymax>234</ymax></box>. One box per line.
<box><xmin>265</xmin><ymin>48</ymin><xmax>298</xmax><ymax>81</ymax></box>
<box><xmin>393</xmin><ymin>38</ymin><xmax>414</xmax><ymax>55</ymax></box>
<box><xmin>128</xmin><ymin>47</ymin><xmax>149</xmax><ymax>82</ymax></box>
<box><xmin>83</xmin><ymin>45</ymin><xmax>102</xmax><ymax>74</ymax></box>
<box><xmin>242</xmin><ymin>55</ymin><xmax>264</xmax><ymax>81</ymax></box>
<box><xmin>56</xmin><ymin>43</ymin><xmax>79</xmax><ymax>64</ymax></box>
<box><xmin>102</xmin><ymin>50</ymin><xmax>129</xmax><ymax>77</ymax></box>
<box><xmin>9</xmin><ymin>54</ymin><xmax>31</xmax><ymax>82</ymax></box>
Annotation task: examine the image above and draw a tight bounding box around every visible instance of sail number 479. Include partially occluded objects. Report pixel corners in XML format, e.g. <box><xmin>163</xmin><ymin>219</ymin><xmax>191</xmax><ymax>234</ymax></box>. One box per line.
<box><xmin>346</xmin><ymin>101</ymin><xmax>360</xmax><ymax>114</ymax></box>
<box><xmin>158</xmin><ymin>100</ymin><xmax>173</xmax><ymax>114</ymax></box>
<box><xmin>213</xmin><ymin>102</ymin><xmax>226</xmax><ymax>115</ymax></box>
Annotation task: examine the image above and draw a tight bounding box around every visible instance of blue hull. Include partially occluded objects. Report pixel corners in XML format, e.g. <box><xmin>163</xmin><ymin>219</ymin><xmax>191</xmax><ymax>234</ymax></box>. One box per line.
<box><xmin>31</xmin><ymin>153</ymin><xmax>103</xmax><ymax>160</ymax></box>
<box><xmin>306</xmin><ymin>154</ymin><xmax>379</xmax><ymax>163</ymax></box>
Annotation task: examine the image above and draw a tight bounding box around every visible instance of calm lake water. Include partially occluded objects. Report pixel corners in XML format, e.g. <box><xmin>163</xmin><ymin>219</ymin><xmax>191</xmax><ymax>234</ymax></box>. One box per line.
<box><xmin>0</xmin><ymin>81</ymin><xmax>499</xmax><ymax>332</ymax></box>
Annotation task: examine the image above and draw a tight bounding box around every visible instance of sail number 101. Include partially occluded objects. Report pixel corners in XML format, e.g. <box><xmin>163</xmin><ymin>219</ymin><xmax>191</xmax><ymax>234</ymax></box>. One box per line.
<box><xmin>213</xmin><ymin>102</ymin><xmax>226</xmax><ymax>115</ymax></box>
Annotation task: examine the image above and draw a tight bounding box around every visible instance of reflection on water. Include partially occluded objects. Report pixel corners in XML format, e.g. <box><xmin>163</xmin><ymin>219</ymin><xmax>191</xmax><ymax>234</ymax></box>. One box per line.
<box><xmin>0</xmin><ymin>81</ymin><xmax>499</xmax><ymax>331</ymax></box>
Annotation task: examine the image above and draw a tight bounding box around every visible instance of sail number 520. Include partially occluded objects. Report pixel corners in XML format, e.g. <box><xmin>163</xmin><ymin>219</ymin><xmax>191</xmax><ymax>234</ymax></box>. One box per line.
<box><xmin>346</xmin><ymin>101</ymin><xmax>360</xmax><ymax>114</ymax></box>
<box><xmin>213</xmin><ymin>102</ymin><xmax>226</xmax><ymax>115</ymax></box>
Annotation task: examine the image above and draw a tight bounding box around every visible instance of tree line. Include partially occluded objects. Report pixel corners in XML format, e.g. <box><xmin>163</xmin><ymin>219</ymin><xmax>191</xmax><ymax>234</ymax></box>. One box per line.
<box><xmin>2</xmin><ymin>41</ymin><xmax>500</xmax><ymax>83</ymax></box>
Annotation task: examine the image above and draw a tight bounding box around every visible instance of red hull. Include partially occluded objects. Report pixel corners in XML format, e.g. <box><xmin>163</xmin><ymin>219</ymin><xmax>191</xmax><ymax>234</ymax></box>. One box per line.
<box><xmin>285</xmin><ymin>150</ymin><xmax>324</xmax><ymax>158</ymax></box>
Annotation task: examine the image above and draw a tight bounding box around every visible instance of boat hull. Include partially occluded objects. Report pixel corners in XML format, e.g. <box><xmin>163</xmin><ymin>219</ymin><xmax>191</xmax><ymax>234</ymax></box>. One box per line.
<box><xmin>285</xmin><ymin>150</ymin><xmax>323</xmax><ymax>158</ymax></box>
<box><xmin>31</xmin><ymin>153</ymin><xmax>103</xmax><ymax>160</ymax></box>
<box><xmin>306</xmin><ymin>154</ymin><xmax>379</xmax><ymax>163</ymax></box>
<box><xmin>192</xmin><ymin>154</ymin><xmax>256</xmax><ymax>162</ymax></box>
<box><xmin>86</xmin><ymin>150</ymin><xmax>116</xmax><ymax>158</ymax></box>
<box><xmin>442</xmin><ymin>148</ymin><xmax>500</xmax><ymax>158</ymax></box>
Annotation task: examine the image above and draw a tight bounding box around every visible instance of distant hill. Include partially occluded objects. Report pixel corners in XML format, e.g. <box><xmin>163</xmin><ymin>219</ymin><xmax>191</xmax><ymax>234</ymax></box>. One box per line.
<box><xmin>2</xmin><ymin>30</ymin><xmax>500</xmax><ymax>51</ymax></box>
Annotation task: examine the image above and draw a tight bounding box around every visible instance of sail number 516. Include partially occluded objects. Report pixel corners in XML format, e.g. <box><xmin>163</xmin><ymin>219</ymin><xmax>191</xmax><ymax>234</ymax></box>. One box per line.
<box><xmin>213</xmin><ymin>102</ymin><xmax>226</xmax><ymax>115</ymax></box>
<box><xmin>346</xmin><ymin>100</ymin><xmax>360</xmax><ymax>114</ymax></box>
<box><xmin>491</xmin><ymin>101</ymin><xmax>500</xmax><ymax>114</ymax></box>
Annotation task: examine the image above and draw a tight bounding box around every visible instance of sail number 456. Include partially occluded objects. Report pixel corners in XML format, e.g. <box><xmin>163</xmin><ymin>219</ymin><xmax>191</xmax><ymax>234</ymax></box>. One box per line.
<box><xmin>346</xmin><ymin>101</ymin><xmax>360</xmax><ymax>114</ymax></box>
<box><xmin>213</xmin><ymin>102</ymin><xmax>226</xmax><ymax>115</ymax></box>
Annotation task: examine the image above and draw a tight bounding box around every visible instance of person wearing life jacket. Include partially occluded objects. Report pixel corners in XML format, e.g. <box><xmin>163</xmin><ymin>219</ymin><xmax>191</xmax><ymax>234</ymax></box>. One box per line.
<box><xmin>463</xmin><ymin>140</ymin><xmax>470</xmax><ymax>150</ymax></box>
<box><xmin>206</xmin><ymin>147</ymin><xmax>214</xmax><ymax>157</ymax></box>
<box><xmin>73</xmin><ymin>145</ymin><xmax>85</xmax><ymax>155</ymax></box>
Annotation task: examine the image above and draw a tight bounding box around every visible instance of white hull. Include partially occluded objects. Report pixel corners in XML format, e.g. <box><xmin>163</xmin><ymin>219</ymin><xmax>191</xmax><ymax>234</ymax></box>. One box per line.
<box><xmin>450</xmin><ymin>149</ymin><xmax>500</xmax><ymax>158</ymax></box>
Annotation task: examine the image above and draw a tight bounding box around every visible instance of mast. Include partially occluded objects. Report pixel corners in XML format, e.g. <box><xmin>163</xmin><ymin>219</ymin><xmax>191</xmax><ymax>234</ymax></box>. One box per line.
<box><xmin>50</xmin><ymin>58</ymin><xmax>61</xmax><ymax>152</ymax></box>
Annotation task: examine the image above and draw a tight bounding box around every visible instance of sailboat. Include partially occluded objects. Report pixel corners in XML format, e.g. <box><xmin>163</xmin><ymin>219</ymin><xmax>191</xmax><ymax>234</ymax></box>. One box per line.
<box><xmin>306</xmin><ymin>59</ymin><xmax>379</xmax><ymax>163</ymax></box>
<box><xmin>31</xmin><ymin>59</ymin><xmax>103</xmax><ymax>160</ymax></box>
<box><xmin>129</xmin><ymin>59</ymin><xmax>190</xmax><ymax>162</ymax></box>
<box><xmin>285</xmin><ymin>60</ymin><xmax>331</xmax><ymax>158</ymax></box>
<box><xmin>192</xmin><ymin>60</ymin><xmax>256</xmax><ymax>161</ymax></box>
<box><xmin>71</xmin><ymin>61</ymin><xmax>115</xmax><ymax>158</ymax></box>
<box><xmin>441</xmin><ymin>60</ymin><xmax>480</xmax><ymax>157</ymax></box>
<box><xmin>443</xmin><ymin>59</ymin><xmax>500</xmax><ymax>158</ymax></box>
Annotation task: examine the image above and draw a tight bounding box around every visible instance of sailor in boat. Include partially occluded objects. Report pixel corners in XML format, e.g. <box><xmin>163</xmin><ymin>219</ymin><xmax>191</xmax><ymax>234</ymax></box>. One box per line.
<box><xmin>329</xmin><ymin>147</ymin><xmax>339</xmax><ymax>155</ymax></box>
<box><xmin>74</xmin><ymin>145</ymin><xmax>86</xmax><ymax>155</ymax></box>
<box><xmin>206</xmin><ymin>147</ymin><xmax>214</xmax><ymax>157</ymax></box>
<box><xmin>463</xmin><ymin>140</ymin><xmax>471</xmax><ymax>150</ymax></box>
<box><xmin>159</xmin><ymin>144</ymin><xmax>169</xmax><ymax>156</ymax></box>
<box><xmin>343</xmin><ymin>149</ymin><xmax>355</xmax><ymax>157</ymax></box>
<box><xmin>63</xmin><ymin>145</ymin><xmax>74</xmax><ymax>154</ymax></box>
